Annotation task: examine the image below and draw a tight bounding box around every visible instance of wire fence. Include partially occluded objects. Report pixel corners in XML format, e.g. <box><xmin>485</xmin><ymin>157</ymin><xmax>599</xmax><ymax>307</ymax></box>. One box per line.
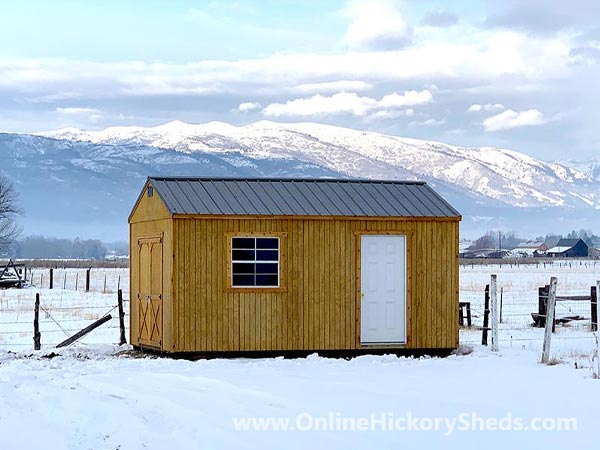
<box><xmin>0</xmin><ymin>288</ymin><xmax>129</xmax><ymax>349</ymax></box>
<box><xmin>26</xmin><ymin>268</ymin><xmax>129</xmax><ymax>295</ymax></box>
<box><xmin>459</xmin><ymin>272</ymin><xmax>599</xmax><ymax>353</ymax></box>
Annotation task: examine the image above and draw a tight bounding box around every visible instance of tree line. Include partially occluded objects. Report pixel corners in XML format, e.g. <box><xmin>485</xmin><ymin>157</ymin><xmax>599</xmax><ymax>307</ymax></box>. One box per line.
<box><xmin>468</xmin><ymin>229</ymin><xmax>600</xmax><ymax>251</ymax></box>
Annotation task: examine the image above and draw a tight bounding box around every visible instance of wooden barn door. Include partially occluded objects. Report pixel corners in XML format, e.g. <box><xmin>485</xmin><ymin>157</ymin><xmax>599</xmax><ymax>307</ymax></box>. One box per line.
<box><xmin>137</xmin><ymin>234</ymin><xmax>163</xmax><ymax>349</ymax></box>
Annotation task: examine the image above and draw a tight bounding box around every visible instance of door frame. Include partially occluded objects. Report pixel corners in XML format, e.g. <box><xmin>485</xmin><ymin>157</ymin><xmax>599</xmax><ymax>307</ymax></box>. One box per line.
<box><xmin>137</xmin><ymin>233</ymin><xmax>164</xmax><ymax>349</ymax></box>
<box><xmin>355</xmin><ymin>231</ymin><xmax>412</xmax><ymax>348</ymax></box>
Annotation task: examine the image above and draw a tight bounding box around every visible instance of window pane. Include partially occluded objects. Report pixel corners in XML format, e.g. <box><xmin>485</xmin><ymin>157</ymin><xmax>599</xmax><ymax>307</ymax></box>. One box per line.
<box><xmin>256</xmin><ymin>238</ymin><xmax>278</xmax><ymax>249</ymax></box>
<box><xmin>232</xmin><ymin>237</ymin><xmax>255</xmax><ymax>249</ymax></box>
<box><xmin>232</xmin><ymin>274</ymin><xmax>255</xmax><ymax>286</ymax></box>
<box><xmin>232</xmin><ymin>263</ymin><xmax>255</xmax><ymax>274</ymax></box>
<box><xmin>232</xmin><ymin>249</ymin><xmax>255</xmax><ymax>261</ymax></box>
<box><xmin>256</xmin><ymin>263</ymin><xmax>278</xmax><ymax>274</ymax></box>
<box><xmin>256</xmin><ymin>250</ymin><xmax>278</xmax><ymax>261</ymax></box>
<box><xmin>256</xmin><ymin>274</ymin><xmax>278</xmax><ymax>286</ymax></box>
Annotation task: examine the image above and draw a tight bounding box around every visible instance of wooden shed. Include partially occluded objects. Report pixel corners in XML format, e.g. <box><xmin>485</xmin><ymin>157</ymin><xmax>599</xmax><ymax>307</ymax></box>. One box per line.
<box><xmin>129</xmin><ymin>177</ymin><xmax>461</xmax><ymax>354</ymax></box>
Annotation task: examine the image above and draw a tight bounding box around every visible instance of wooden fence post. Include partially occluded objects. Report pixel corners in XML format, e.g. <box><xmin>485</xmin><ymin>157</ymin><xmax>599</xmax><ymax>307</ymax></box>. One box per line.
<box><xmin>499</xmin><ymin>287</ymin><xmax>504</xmax><ymax>324</ymax></box>
<box><xmin>75</xmin><ymin>272</ymin><xmax>79</xmax><ymax>291</ymax></box>
<box><xmin>49</xmin><ymin>268</ymin><xmax>53</xmax><ymax>289</ymax></box>
<box><xmin>33</xmin><ymin>293</ymin><xmax>41</xmax><ymax>350</ymax></box>
<box><xmin>537</xmin><ymin>285</ymin><xmax>549</xmax><ymax>327</ymax></box>
<box><xmin>85</xmin><ymin>268</ymin><xmax>90</xmax><ymax>292</ymax></box>
<box><xmin>103</xmin><ymin>274</ymin><xmax>107</xmax><ymax>293</ymax></box>
<box><xmin>490</xmin><ymin>274</ymin><xmax>499</xmax><ymax>352</ymax></box>
<box><xmin>592</xmin><ymin>283</ymin><xmax>598</xmax><ymax>332</ymax></box>
<box><xmin>541</xmin><ymin>277</ymin><xmax>558</xmax><ymax>364</ymax></box>
<box><xmin>63</xmin><ymin>271</ymin><xmax>67</xmax><ymax>290</ymax></box>
<box><xmin>482</xmin><ymin>284</ymin><xmax>490</xmax><ymax>346</ymax></box>
<box><xmin>118</xmin><ymin>289</ymin><xmax>127</xmax><ymax>345</ymax></box>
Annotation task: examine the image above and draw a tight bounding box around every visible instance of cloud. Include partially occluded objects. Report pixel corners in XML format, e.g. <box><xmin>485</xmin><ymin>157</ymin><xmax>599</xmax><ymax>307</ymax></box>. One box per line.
<box><xmin>483</xmin><ymin>109</ymin><xmax>546</xmax><ymax>131</ymax></box>
<box><xmin>0</xmin><ymin>29</ymin><xmax>573</xmax><ymax>104</ymax></box>
<box><xmin>261</xmin><ymin>92</ymin><xmax>376</xmax><ymax>117</ymax></box>
<box><xmin>569</xmin><ymin>46</ymin><xmax>600</xmax><ymax>63</ymax></box>
<box><xmin>483</xmin><ymin>0</ymin><xmax>600</xmax><ymax>35</ymax></box>
<box><xmin>55</xmin><ymin>107</ymin><xmax>103</xmax><ymax>123</ymax></box>
<box><xmin>378</xmin><ymin>90</ymin><xmax>433</xmax><ymax>108</ymax></box>
<box><xmin>237</xmin><ymin>101</ymin><xmax>261</xmax><ymax>112</ymax></box>
<box><xmin>409</xmin><ymin>118</ymin><xmax>446</xmax><ymax>128</ymax></box>
<box><xmin>468</xmin><ymin>103</ymin><xmax>505</xmax><ymax>112</ymax></box>
<box><xmin>343</xmin><ymin>0</ymin><xmax>412</xmax><ymax>49</ymax></box>
<box><xmin>367</xmin><ymin>109</ymin><xmax>414</xmax><ymax>120</ymax></box>
<box><xmin>420</xmin><ymin>11</ymin><xmax>458</xmax><ymax>27</ymax></box>
<box><xmin>261</xmin><ymin>89</ymin><xmax>432</xmax><ymax>117</ymax></box>
<box><xmin>293</xmin><ymin>80</ymin><xmax>372</xmax><ymax>94</ymax></box>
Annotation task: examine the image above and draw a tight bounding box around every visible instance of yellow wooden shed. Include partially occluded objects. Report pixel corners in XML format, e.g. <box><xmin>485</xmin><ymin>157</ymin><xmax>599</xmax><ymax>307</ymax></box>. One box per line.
<box><xmin>129</xmin><ymin>177</ymin><xmax>461</xmax><ymax>355</ymax></box>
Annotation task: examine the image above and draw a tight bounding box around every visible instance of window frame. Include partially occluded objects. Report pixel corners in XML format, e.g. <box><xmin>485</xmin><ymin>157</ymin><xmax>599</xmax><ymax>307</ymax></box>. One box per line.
<box><xmin>225</xmin><ymin>231</ymin><xmax>287</xmax><ymax>292</ymax></box>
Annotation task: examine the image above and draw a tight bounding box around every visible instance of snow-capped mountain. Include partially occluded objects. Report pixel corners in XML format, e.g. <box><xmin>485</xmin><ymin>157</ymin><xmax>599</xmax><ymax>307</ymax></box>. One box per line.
<box><xmin>39</xmin><ymin>120</ymin><xmax>599</xmax><ymax>210</ymax></box>
<box><xmin>2</xmin><ymin>120</ymin><xmax>599</xmax><ymax>240</ymax></box>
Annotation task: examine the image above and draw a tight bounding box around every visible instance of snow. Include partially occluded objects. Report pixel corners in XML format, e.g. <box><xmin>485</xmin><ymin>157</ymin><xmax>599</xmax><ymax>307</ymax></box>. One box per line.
<box><xmin>0</xmin><ymin>345</ymin><xmax>597</xmax><ymax>449</ymax></box>
<box><xmin>1</xmin><ymin>263</ymin><xmax>599</xmax><ymax>449</ymax></box>
<box><xmin>34</xmin><ymin>120</ymin><xmax>600</xmax><ymax>209</ymax></box>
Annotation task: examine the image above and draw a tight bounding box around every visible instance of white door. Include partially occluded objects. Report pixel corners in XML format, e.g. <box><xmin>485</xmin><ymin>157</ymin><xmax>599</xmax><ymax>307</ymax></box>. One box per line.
<box><xmin>360</xmin><ymin>235</ymin><xmax>406</xmax><ymax>344</ymax></box>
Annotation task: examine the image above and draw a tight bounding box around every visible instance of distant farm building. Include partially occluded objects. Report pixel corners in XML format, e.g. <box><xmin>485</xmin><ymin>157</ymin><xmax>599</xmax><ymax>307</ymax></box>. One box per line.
<box><xmin>547</xmin><ymin>239</ymin><xmax>589</xmax><ymax>258</ymax></box>
<box><xmin>129</xmin><ymin>177</ymin><xmax>461</xmax><ymax>355</ymax></box>
<box><xmin>514</xmin><ymin>240</ymin><xmax>548</xmax><ymax>257</ymax></box>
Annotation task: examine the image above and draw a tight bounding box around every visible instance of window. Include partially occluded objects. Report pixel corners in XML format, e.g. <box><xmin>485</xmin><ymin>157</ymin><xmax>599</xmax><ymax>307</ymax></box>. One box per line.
<box><xmin>231</xmin><ymin>237</ymin><xmax>279</xmax><ymax>287</ymax></box>
<box><xmin>147</xmin><ymin>185</ymin><xmax>153</xmax><ymax>197</ymax></box>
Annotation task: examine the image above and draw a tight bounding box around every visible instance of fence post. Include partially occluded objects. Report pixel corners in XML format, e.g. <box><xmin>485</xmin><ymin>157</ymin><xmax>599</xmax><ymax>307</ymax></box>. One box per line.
<box><xmin>33</xmin><ymin>293</ymin><xmax>41</xmax><ymax>350</ymax></box>
<box><xmin>499</xmin><ymin>287</ymin><xmax>504</xmax><ymax>324</ymax></box>
<box><xmin>49</xmin><ymin>268</ymin><xmax>53</xmax><ymax>289</ymax></box>
<box><xmin>482</xmin><ymin>284</ymin><xmax>490</xmax><ymax>346</ymax></box>
<box><xmin>541</xmin><ymin>277</ymin><xmax>558</xmax><ymax>364</ymax></box>
<box><xmin>63</xmin><ymin>271</ymin><xmax>67</xmax><ymax>290</ymax></box>
<box><xmin>85</xmin><ymin>268</ymin><xmax>90</xmax><ymax>292</ymax></box>
<box><xmin>490</xmin><ymin>274</ymin><xmax>499</xmax><ymax>352</ymax></box>
<box><xmin>103</xmin><ymin>274</ymin><xmax>107</xmax><ymax>293</ymax></box>
<box><xmin>592</xmin><ymin>282</ymin><xmax>598</xmax><ymax>332</ymax></box>
<box><xmin>537</xmin><ymin>285</ymin><xmax>549</xmax><ymax>327</ymax></box>
<box><xmin>118</xmin><ymin>289</ymin><xmax>127</xmax><ymax>345</ymax></box>
<box><xmin>75</xmin><ymin>272</ymin><xmax>79</xmax><ymax>291</ymax></box>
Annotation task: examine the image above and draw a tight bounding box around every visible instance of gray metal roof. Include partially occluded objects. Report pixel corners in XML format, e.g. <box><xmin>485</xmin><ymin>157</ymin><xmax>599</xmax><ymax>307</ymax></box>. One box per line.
<box><xmin>147</xmin><ymin>177</ymin><xmax>460</xmax><ymax>218</ymax></box>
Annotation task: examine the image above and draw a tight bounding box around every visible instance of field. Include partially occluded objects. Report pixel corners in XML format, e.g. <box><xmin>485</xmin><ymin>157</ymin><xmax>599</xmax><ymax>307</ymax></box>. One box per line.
<box><xmin>0</xmin><ymin>261</ymin><xmax>599</xmax><ymax>449</ymax></box>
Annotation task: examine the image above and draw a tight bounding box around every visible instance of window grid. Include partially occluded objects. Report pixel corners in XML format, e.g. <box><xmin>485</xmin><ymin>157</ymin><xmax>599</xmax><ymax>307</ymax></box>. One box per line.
<box><xmin>231</xmin><ymin>237</ymin><xmax>280</xmax><ymax>288</ymax></box>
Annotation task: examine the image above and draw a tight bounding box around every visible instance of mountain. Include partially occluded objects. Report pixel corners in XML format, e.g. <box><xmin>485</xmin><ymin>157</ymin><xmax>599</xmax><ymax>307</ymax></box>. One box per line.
<box><xmin>0</xmin><ymin>120</ymin><xmax>598</xmax><ymax>241</ymax></box>
<box><xmin>39</xmin><ymin>120</ymin><xmax>599</xmax><ymax>209</ymax></box>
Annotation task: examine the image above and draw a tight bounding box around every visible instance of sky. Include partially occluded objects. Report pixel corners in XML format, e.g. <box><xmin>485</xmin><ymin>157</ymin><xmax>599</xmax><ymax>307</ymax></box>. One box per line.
<box><xmin>0</xmin><ymin>0</ymin><xmax>599</xmax><ymax>161</ymax></box>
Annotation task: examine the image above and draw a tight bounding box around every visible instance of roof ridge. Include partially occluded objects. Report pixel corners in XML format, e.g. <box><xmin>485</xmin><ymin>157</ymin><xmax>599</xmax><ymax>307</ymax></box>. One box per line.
<box><xmin>147</xmin><ymin>176</ymin><xmax>426</xmax><ymax>185</ymax></box>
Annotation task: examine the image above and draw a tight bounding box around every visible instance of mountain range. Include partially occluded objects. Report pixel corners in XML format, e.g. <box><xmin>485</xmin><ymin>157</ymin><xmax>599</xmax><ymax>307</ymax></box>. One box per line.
<box><xmin>1</xmin><ymin>120</ymin><xmax>598</xmax><ymax>240</ymax></box>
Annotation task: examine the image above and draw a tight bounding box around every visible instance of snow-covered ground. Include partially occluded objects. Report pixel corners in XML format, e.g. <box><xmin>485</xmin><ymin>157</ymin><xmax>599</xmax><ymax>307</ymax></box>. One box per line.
<box><xmin>0</xmin><ymin>262</ymin><xmax>598</xmax><ymax>449</ymax></box>
<box><xmin>0</xmin><ymin>345</ymin><xmax>597</xmax><ymax>450</ymax></box>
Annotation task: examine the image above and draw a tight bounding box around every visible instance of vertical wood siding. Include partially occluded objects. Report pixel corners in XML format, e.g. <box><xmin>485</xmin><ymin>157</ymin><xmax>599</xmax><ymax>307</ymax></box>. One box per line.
<box><xmin>168</xmin><ymin>217</ymin><xmax>458</xmax><ymax>352</ymax></box>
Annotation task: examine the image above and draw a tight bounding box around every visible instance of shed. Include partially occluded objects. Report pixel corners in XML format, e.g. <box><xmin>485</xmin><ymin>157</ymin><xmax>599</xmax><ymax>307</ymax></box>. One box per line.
<box><xmin>547</xmin><ymin>239</ymin><xmax>589</xmax><ymax>258</ymax></box>
<box><xmin>129</xmin><ymin>177</ymin><xmax>461</xmax><ymax>354</ymax></box>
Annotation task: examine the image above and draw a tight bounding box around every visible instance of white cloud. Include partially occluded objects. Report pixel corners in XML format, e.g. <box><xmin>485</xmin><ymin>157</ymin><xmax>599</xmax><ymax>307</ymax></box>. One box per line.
<box><xmin>468</xmin><ymin>103</ymin><xmax>505</xmax><ymax>112</ymax></box>
<box><xmin>0</xmin><ymin>29</ymin><xmax>572</xmax><ymax>102</ymax></box>
<box><xmin>343</xmin><ymin>0</ymin><xmax>412</xmax><ymax>49</ymax></box>
<box><xmin>237</xmin><ymin>101</ymin><xmax>261</xmax><ymax>112</ymax></box>
<box><xmin>483</xmin><ymin>109</ymin><xmax>546</xmax><ymax>131</ymax></box>
<box><xmin>378</xmin><ymin>90</ymin><xmax>433</xmax><ymax>108</ymax></box>
<box><xmin>55</xmin><ymin>107</ymin><xmax>101</xmax><ymax>115</ymax></box>
<box><xmin>262</xmin><ymin>92</ymin><xmax>376</xmax><ymax>117</ymax></box>
<box><xmin>261</xmin><ymin>89</ymin><xmax>432</xmax><ymax>117</ymax></box>
<box><xmin>55</xmin><ymin>107</ymin><xmax>103</xmax><ymax>123</ymax></box>
<box><xmin>293</xmin><ymin>80</ymin><xmax>372</xmax><ymax>94</ymax></box>
<box><xmin>409</xmin><ymin>118</ymin><xmax>446</xmax><ymax>127</ymax></box>
<box><xmin>367</xmin><ymin>108</ymin><xmax>414</xmax><ymax>120</ymax></box>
